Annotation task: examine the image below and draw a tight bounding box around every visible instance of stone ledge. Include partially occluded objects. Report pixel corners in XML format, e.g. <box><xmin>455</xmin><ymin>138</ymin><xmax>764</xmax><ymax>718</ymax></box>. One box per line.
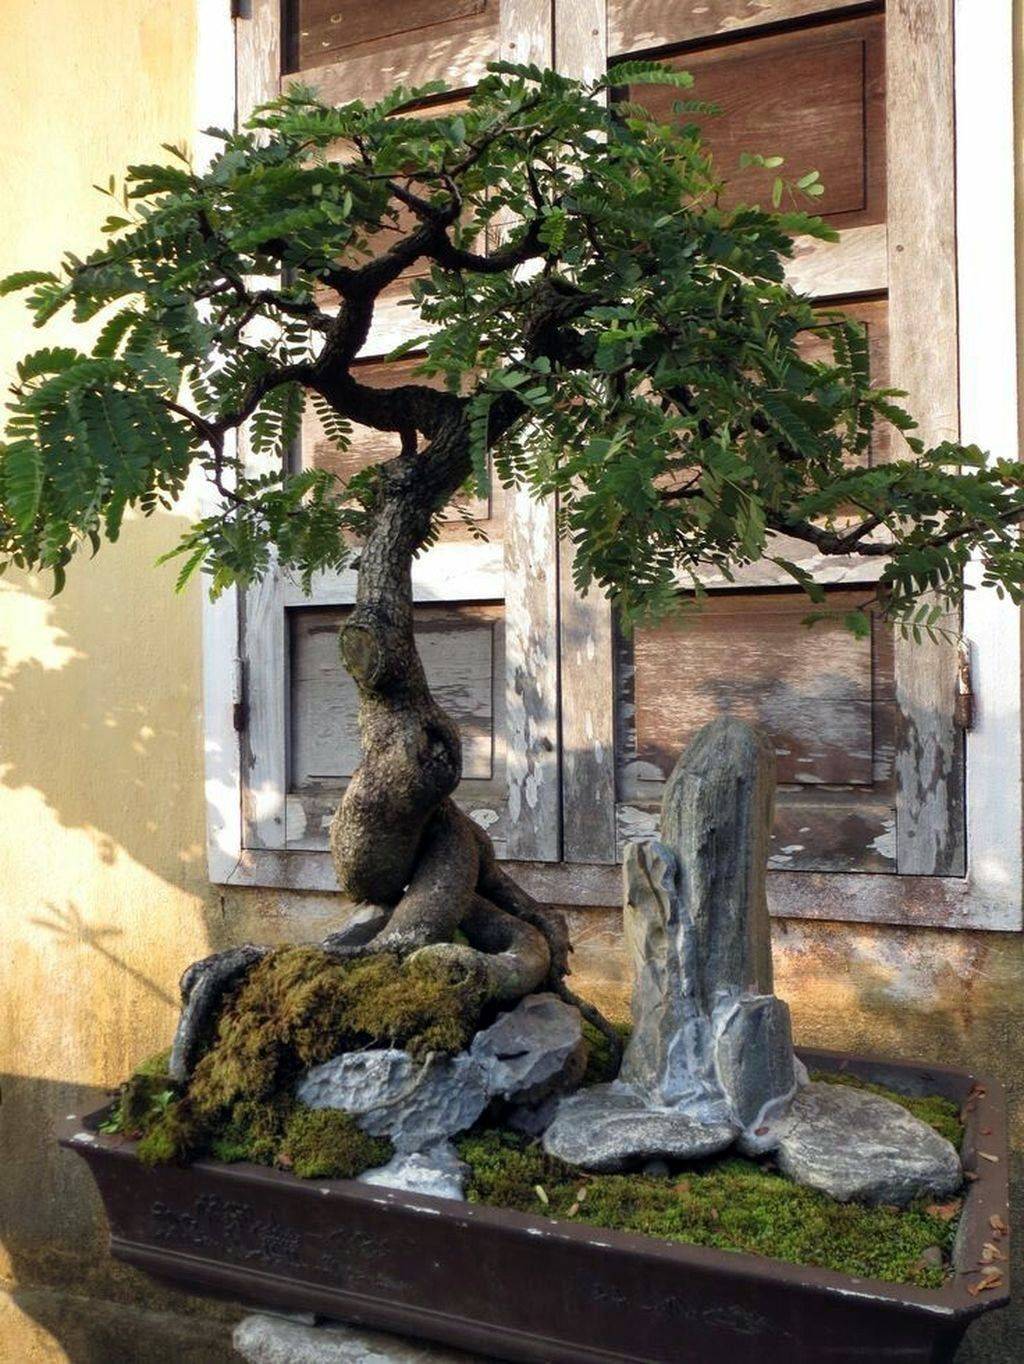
<box><xmin>233</xmin><ymin>1313</ymin><xmax>489</xmax><ymax>1364</ymax></box>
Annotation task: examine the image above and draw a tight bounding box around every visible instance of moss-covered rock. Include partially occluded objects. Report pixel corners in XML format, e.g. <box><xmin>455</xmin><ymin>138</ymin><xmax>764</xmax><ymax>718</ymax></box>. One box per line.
<box><xmin>455</xmin><ymin>1128</ymin><xmax>958</xmax><ymax>1288</ymax></box>
<box><xmin>126</xmin><ymin>946</ymin><xmax>482</xmax><ymax>1167</ymax></box>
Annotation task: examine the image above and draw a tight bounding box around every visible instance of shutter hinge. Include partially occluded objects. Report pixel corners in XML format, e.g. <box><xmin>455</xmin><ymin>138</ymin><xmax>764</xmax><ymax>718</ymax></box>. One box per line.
<box><xmin>954</xmin><ymin>638</ymin><xmax>974</xmax><ymax>731</ymax></box>
<box><xmin>232</xmin><ymin>654</ymin><xmax>249</xmax><ymax>733</ymax></box>
<box><xmin>230</xmin><ymin>1</ymin><xmax>248</xmax><ymax>21</ymax></box>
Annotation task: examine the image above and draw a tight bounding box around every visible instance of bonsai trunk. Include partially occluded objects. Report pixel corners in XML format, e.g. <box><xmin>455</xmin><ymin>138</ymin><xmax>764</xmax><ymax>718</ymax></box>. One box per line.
<box><xmin>328</xmin><ymin>413</ymin><xmax>585</xmax><ymax>1012</ymax></box>
<box><xmin>170</xmin><ymin>407</ymin><xmax>623</xmax><ymax>1080</ymax></box>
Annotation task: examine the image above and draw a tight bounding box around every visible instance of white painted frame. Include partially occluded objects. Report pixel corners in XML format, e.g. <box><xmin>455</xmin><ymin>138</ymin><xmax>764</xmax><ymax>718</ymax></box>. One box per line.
<box><xmin>202</xmin><ymin>1</ymin><xmax>1022</xmax><ymax>930</ymax></box>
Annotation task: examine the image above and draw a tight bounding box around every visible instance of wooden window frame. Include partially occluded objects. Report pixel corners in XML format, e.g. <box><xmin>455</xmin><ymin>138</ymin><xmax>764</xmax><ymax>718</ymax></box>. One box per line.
<box><xmin>202</xmin><ymin>0</ymin><xmax>1022</xmax><ymax>931</ymax></box>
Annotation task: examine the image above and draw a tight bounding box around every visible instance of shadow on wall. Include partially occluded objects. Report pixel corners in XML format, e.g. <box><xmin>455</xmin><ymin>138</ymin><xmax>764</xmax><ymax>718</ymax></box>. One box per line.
<box><xmin>0</xmin><ymin>515</ymin><xmax>240</xmax><ymax>1359</ymax></box>
<box><xmin>0</xmin><ymin>1074</ymin><xmax>240</xmax><ymax>1364</ymax></box>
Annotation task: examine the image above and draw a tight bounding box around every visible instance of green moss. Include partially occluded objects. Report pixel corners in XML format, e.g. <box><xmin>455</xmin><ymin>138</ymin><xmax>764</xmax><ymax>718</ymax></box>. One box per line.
<box><xmin>131</xmin><ymin>945</ymin><xmax>480</xmax><ymax>1168</ymax></box>
<box><xmin>282</xmin><ymin>1107</ymin><xmax>393</xmax><ymax>1179</ymax></box>
<box><xmin>455</xmin><ymin>1129</ymin><xmax>958</xmax><ymax>1288</ymax></box>
<box><xmin>581</xmin><ymin>1019</ymin><xmax>632</xmax><ymax>1086</ymax></box>
<box><xmin>812</xmin><ymin>1071</ymin><xmax>964</xmax><ymax>1149</ymax></box>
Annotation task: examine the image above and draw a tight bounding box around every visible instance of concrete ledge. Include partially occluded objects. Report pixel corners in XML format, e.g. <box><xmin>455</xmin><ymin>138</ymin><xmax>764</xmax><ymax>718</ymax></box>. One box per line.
<box><xmin>233</xmin><ymin>1313</ymin><xmax>487</xmax><ymax>1363</ymax></box>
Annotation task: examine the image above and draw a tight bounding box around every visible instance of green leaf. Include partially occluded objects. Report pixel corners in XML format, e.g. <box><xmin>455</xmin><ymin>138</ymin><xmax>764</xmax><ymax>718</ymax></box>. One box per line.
<box><xmin>0</xmin><ymin>269</ymin><xmax>58</xmax><ymax>297</ymax></box>
<box><xmin>2</xmin><ymin>440</ymin><xmax>43</xmax><ymax>530</ymax></box>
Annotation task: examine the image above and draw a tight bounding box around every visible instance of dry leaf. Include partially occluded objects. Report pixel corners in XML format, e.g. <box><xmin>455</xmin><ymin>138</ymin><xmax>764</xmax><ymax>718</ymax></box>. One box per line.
<box><xmin>673</xmin><ymin>1179</ymin><xmax>691</xmax><ymax>1195</ymax></box>
<box><xmin>979</xmin><ymin>1242</ymin><xmax>1006</xmax><ymax>1264</ymax></box>
<box><xmin>755</xmin><ymin>1125</ymin><xmax>769</xmax><ymax>1136</ymax></box>
<box><xmin>576</xmin><ymin>1187</ymin><xmax>588</xmax><ymax>1203</ymax></box>
<box><xmin>925</xmin><ymin>1199</ymin><xmax>962</xmax><ymax>1223</ymax></box>
<box><xmin>966</xmin><ymin>1268</ymin><xmax>1004</xmax><ymax>1296</ymax></box>
<box><xmin>977</xmin><ymin>1151</ymin><xmax>999</xmax><ymax>1164</ymax></box>
<box><xmin>534</xmin><ymin>1184</ymin><xmax>549</xmax><ymax>1206</ymax></box>
<box><xmin>963</xmin><ymin>1171</ymin><xmax>979</xmax><ymax>1182</ymax></box>
<box><xmin>989</xmin><ymin>1214</ymin><xmax>1009</xmax><ymax>1236</ymax></box>
<box><xmin>566</xmin><ymin>1202</ymin><xmax>580</xmax><ymax>1217</ymax></box>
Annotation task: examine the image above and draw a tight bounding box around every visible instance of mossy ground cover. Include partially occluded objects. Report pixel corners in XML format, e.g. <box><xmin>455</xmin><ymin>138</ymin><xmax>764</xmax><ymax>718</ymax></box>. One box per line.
<box><xmin>104</xmin><ymin>968</ymin><xmax>965</xmax><ymax>1287</ymax></box>
<box><xmin>454</xmin><ymin>1128</ymin><xmax>959</xmax><ymax>1288</ymax></box>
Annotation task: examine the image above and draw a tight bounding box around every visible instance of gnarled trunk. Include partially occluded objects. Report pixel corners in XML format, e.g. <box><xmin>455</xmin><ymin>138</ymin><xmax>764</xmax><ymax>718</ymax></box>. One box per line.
<box><xmin>328</xmin><ymin>415</ymin><xmax>567</xmax><ymax>1005</ymax></box>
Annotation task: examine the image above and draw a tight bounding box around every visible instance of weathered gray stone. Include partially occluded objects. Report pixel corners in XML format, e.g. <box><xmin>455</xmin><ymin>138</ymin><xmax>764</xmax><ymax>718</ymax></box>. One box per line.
<box><xmin>749</xmin><ymin>1081</ymin><xmax>962</xmax><ymax>1206</ymax></box>
<box><xmin>169</xmin><ymin>943</ymin><xmax>268</xmax><ymax>1082</ymax></box>
<box><xmin>296</xmin><ymin>1049</ymin><xmax>488</xmax><ymax>1153</ymax></box>
<box><xmin>542</xmin><ymin>1083</ymin><xmax>736</xmax><ymax>1172</ymax></box>
<box><xmin>321</xmin><ymin>905</ymin><xmax>391</xmax><ymax>953</ymax></box>
<box><xmin>358</xmin><ymin>1141</ymin><xmax>468</xmax><ymax>1201</ymax></box>
<box><xmin>233</xmin><ymin>1313</ymin><xmax>481</xmax><ymax>1363</ymax></box>
<box><xmin>470</xmin><ymin>993</ymin><xmax>586</xmax><ymax>1105</ymax></box>
<box><xmin>713</xmin><ymin>994</ymin><xmax>799</xmax><ymax>1130</ymax></box>
<box><xmin>659</xmin><ymin>717</ymin><xmax>776</xmax><ymax>1003</ymax></box>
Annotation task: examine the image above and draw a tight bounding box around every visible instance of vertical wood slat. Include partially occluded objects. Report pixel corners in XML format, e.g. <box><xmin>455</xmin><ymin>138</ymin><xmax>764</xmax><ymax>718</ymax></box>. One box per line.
<box><xmin>500</xmin><ymin>0</ymin><xmax>562</xmax><ymax>860</ymax></box>
<box><xmin>886</xmin><ymin>1</ymin><xmax>965</xmax><ymax>875</ymax></box>
<box><xmin>237</xmin><ymin>3</ymin><xmax>289</xmax><ymax>847</ymax></box>
<box><xmin>553</xmin><ymin>0</ymin><xmax>618</xmax><ymax>864</ymax></box>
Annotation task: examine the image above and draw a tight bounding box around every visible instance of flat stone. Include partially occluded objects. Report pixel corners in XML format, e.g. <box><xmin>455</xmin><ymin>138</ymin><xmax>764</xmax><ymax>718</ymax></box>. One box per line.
<box><xmin>752</xmin><ymin>1081</ymin><xmax>962</xmax><ymax>1206</ymax></box>
<box><xmin>713</xmin><ymin>994</ymin><xmax>798</xmax><ymax>1131</ymax></box>
<box><xmin>233</xmin><ymin>1313</ymin><xmax>481</xmax><ymax>1363</ymax></box>
<box><xmin>296</xmin><ymin>1049</ymin><xmax>488</xmax><ymax>1153</ymax></box>
<box><xmin>169</xmin><ymin>943</ymin><xmax>268</xmax><ymax>1082</ymax></box>
<box><xmin>358</xmin><ymin>1141</ymin><xmax>468</xmax><ymax>1201</ymax></box>
<box><xmin>542</xmin><ymin>1083</ymin><xmax>736</xmax><ymax>1172</ymax></box>
<box><xmin>470</xmin><ymin>993</ymin><xmax>586</xmax><ymax>1106</ymax></box>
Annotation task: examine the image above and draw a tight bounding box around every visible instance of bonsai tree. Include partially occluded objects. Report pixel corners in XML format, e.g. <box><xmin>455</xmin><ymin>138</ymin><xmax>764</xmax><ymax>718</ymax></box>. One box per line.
<box><xmin>4</xmin><ymin>63</ymin><xmax>1024</xmax><ymax>1060</ymax></box>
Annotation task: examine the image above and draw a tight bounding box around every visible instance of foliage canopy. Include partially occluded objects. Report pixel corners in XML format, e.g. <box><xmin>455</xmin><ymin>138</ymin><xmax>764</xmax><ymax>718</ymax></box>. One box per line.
<box><xmin>2</xmin><ymin>62</ymin><xmax>1023</xmax><ymax>627</ymax></box>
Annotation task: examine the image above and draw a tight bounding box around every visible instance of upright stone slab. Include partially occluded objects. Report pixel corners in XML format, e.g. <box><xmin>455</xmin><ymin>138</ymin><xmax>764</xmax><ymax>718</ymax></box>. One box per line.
<box><xmin>617</xmin><ymin>717</ymin><xmax>795</xmax><ymax>1129</ymax></box>
<box><xmin>545</xmin><ymin>717</ymin><xmax>798</xmax><ymax>1168</ymax></box>
<box><xmin>659</xmin><ymin>717</ymin><xmax>776</xmax><ymax>1004</ymax></box>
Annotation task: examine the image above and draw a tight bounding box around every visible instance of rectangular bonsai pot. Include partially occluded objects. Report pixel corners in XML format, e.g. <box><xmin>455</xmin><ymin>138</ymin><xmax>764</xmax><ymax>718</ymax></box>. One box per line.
<box><xmin>59</xmin><ymin>1049</ymin><xmax>1010</xmax><ymax>1364</ymax></box>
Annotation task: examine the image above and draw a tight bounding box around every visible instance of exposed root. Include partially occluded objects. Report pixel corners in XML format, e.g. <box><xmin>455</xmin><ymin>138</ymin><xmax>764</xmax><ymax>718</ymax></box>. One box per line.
<box><xmin>411</xmin><ymin>894</ymin><xmax>550</xmax><ymax>1003</ymax></box>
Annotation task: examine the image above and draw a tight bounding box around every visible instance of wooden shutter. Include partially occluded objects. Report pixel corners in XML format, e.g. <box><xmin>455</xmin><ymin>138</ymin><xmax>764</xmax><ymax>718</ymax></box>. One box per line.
<box><xmin>555</xmin><ymin>0</ymin><xmax>966</xmax><ymax>879</ymax></box>
<box><xmin>239</xmin><ymin>1</ymin><xmax>561</xmax><ymax>863</ymax></box>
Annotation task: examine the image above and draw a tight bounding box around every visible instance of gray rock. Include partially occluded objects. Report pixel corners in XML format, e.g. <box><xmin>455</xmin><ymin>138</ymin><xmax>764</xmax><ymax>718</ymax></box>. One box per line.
<box><xmin>233</xmin><ymin>1313</ymin><xmax>481</xmax><ymax>1363</ymax></box>
<box><xmin>358</xmin><ymin>1141</ymin><xmax>468</xmax><ymax>1201</ymax></box>
<box><xmin>752</xmin><ymin>1081</ymin><xmax>962</xmax><ymax>1206</ymax></box>
<box><xmin>169</xmin><ymin>943</ymin><xmax>268</xmax><ymax>1082</ymax></box>
<box><xmin>470</xmin><ymin>993</ymin><xmax>586</xmax><ymax>1106</ymax></box>
<box><xmin>659</xmin><ymin>717</ymin><xmax>776</xmax><ymax>1002</ymax></box>
<box><xmin>296</xmin><ymin>1049</ymin><xmax>488</xmax><ymax>1153</ymax></box>
<box><xmin>542</xmin><ymin>1083</ymin><xmax>736</xmax><ymax>1172</ymax></box>
<box><xmin>714</xmin><ymin>994</ymin><xmax>798</xmax><ymax>1130</ymax></box>
<box><xmin>506</xmin><ymin>1093</ymin><xmax>560</xmax><ymax>1138</ymax></box>
<box><xmin>322</xmin><ymin>904</ymin><xmax>391</xmax><ymax>953</ymax></box>
<box><xmin>618</xmin><ymin>839</ymin><xmax>726</xmax><ymax>1117</ymax></box>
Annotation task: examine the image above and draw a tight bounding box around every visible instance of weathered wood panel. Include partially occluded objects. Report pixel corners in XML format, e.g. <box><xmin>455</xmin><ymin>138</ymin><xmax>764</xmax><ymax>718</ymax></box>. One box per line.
<box><xmin>553</xmin><ymin>0</ymin><xmax>617</xmax><ymax>865</ymax></box>
<box><xmin>632</xmin><ymin>592</ymin><xmax>874</xmax><ymax>786</ymax></box>
<box><xmin>608</xmin><ymin>0</ymin><xmax>859</xmax><ymax>56</ymax></box>
<box><xmin>785</xmin><ymin>222</ymin><xmax>887</xmax><ymax>300</ymax></box>
<box><xmin>799</xmin><ymin>297</ymin><xmax>889</xmax><ymax>465</ymax></box>
<box><xmin>284</xmin><ymin>0</ymin><xmax>499</xmax><ymax>101</ymax></box>
<box><xmin>886</xmin><ymin>0</ymin><xmax>965</xmax><ymax>876</ymax></box>
<box><xmin>559</xmin><ymin>551</ymin><xmax>618</xmax><ymax>864</ymax></box>
<box><xmin>287</xmin><ymin>604</ymin><xmax>508</xmax><ymax>852</ymax></box>
<box><xmin>626</xmin><ymin>15</ymin><xmax>885</xmax><ymax>229</ymax></box>
<box><xmin>291</xmin><ymin>606</ymin><xmax>500</xmax><ymax>784</ymax></box>
<box><xmin>616</xmin><ymin>793</ymin><xmax>896</xmax><ymax>874</ymax></box>
<box><xmin>290</xmin><ymin>0</ymin><xmax>488</xmax><ymax>70</ymax></box>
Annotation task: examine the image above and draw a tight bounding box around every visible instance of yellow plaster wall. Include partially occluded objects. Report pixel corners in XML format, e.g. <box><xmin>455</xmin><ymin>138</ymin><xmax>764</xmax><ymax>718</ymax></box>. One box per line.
<box><xmin>0</xmin><ymin>4</ymin><xmax>1022</xmax><ymax>1362</ymax></box>
<box><xmin>0</xmin><ymin>3</ymin><xmax>238</xmax><ymax>1358</ymax></box>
